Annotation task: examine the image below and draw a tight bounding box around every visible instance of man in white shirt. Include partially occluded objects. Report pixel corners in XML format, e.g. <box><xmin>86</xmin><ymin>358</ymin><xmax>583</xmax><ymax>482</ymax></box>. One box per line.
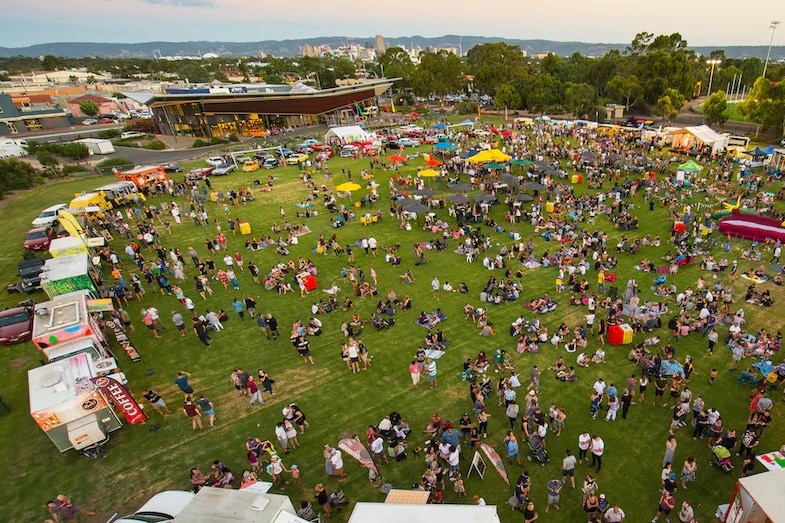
<box><xmin>593</xmin><ymin>378</ymin><xmax>606</xmax><ymax>397</ymax></box>
<box><xmin>591</xmin><ymin>434</ymin><xmax>605</xmax><ymax>472</ymax></box>
<box><xmin>604</xmin><ymin>505</ymin><xmax>626</xmax><ymax>522</ymax></box>
<box><xmin>371</xmin><ymin>435</ymin><xmax>388</xmax><ymax>466</ymax></box>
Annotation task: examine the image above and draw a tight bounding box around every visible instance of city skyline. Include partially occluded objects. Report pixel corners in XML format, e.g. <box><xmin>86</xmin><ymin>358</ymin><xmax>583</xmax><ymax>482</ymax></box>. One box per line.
<box><xmin>2</xmin><ymin>0</ymin><xmax>783</xmax><ymax>48</ymax></box>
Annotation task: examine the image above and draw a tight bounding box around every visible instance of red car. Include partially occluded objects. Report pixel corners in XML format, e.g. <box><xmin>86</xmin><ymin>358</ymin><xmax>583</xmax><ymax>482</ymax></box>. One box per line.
<box><xmin>316</xmin><ymin>150</ymin><xmax>333</xmax><ymax>161</ymax></box>
<box><xmin>0</xmin><ymin>304</ymin><xmax>34</xmax><ymax>345</ymax></box>
<box><xmin>24</xmin><ymin>227</ymin><xmax>55</xmax><ymax>252</ymax></box>
<box><xmin>309</xmin><ymin>143</ymin><xmax>331</xmax><ymax>151</ymax></box>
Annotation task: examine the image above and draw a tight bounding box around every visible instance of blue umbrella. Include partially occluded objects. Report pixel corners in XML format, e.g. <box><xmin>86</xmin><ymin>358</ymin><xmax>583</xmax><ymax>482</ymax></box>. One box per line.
<box><xmin>432</xmin><ymin>122</ymin><xmax>447</xmax><ymax>130</ymax></box>
<box><xmin>434</xmin><ymin>141</ymin><xmax>455</xmax><ymax>150</ymax></box>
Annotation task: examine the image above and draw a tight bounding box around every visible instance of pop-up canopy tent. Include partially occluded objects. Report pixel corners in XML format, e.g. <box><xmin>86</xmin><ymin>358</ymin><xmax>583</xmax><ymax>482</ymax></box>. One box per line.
<box><xmin>323</xmin><ymin>125</ymin><xmax>375</xmax><ymax>144</ymax></box>
<box><xmin>348</xmin><ymin>502</ymin><xmax>500</xmax><ymax>523</ymax></box>
<box><xmin>723</xmin><ymin>468</ymin><xmax>785</xmax><ymax>522</ymax></box>
<box><xmin>671</xmin><ymin>125</ymin><xmax>728</xmax><ymax>156</ymax></box>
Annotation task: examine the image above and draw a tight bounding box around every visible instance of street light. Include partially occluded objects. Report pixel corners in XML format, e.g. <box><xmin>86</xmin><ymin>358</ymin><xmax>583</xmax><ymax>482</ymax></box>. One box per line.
<box><xmin>706</xmin><ymin>59</ymin><xmax>721</xmax><ymax>96</ymax></box>
<box><xmin>763</xmin><ymin>21</ymin><xmax>781</xmax><ymax>79</ymax></box>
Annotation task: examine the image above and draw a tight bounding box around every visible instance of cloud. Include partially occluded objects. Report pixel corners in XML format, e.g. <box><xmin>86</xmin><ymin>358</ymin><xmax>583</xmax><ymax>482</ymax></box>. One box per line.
<box><xmin>138</xmin><ymin>0</ymin><xmax>215</xmax><ymax>7</ymax></box>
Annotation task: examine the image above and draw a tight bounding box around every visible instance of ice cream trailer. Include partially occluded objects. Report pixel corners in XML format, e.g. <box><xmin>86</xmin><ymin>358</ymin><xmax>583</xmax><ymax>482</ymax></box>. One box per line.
<box><xmin>28</xmin><ymin>353</ymin><xmax>123</xmax><ymax>452</ymax></box>
<box><xmin>32</xmin><ymin>291</ymin><xmax>107</xmax><ymax>353</ymax></box>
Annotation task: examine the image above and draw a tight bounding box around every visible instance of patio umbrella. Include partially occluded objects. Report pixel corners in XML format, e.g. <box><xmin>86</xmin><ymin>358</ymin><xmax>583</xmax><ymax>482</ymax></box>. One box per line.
<box><xmin>335</xmin><ymin>182</ymin><xmax>361</xmax><ymax>192</ymax></box>
<box><xmin>474</xmin><ymin>193</ymin><xmax>498</xmax><ymax>202</ymax></box>
<box><xmin>446</xmin><ymin>194</ymin><xmax>470</xmax><ymax>203</ymax></box>
<box><xmin>500</xmin><ymin>130</ymin><xmax>512</xmax><ymax>137</ymax></box>
<box><xmin>418</xmin><ymin>169</ymin><xmax>439</xmax><ymax>177</ymax></box>
<box><xmin>510</xmin><ymin>159</ymin><xmax>532</xmax><ymax>166</ymax></box>
<box><xmin>432</xmin><ymin>122</ymin><xmax>447</xmax><ymax>130</ymax></box>
<box><xmin>434</xmin><ymin>141</ymin><xmax>456</xmax><ymax>150</ymax></box>
<box><xmin>388</xmin><ymin>154</ymin><xmax>406</xmax><ymax>163</ymax></box>
<box><xmin>467</xmin><ymin>149</ymin><xmax>512</xmax><ymax>163</ymax></box>
<box><xmin>501</xmin><ymin>173</ymin><xmax>520</xmax><ymax>187</ymax></box>
<box><xmin>677</xmin><ymin>160</ymin><xmax>703</xmax><ymax>173</ymax></box>
<box><xmin>424</xmin><ymin>157</ymin><xmax>442</xmax><ymax>167</ymax></box>
<box><xmin>448</xmin><ymin>183</ymin><xmax>472</xmax><ymax>192</ymax></box>
<box><xmin>512</xmin><ymin>193</ymin><xmax>534</xmax><ymax>202</ymax></box>
<box><xmin>580</xmin><ymin>151</ymin><xmax>596</xmax><ymax>161</ymax></box>
<box><xmin>414</xmin><ymin>189</ymin><xmax>438</xmax><ymax>197</ymax></box>
<box><xmin>483</xmin><ymin>162</ymin><xmax>506</xmax><ymax>170</ymax></box>
<box><xmin>402</xmin><ymin>202</ymin><xmax>431</xmax><ymax>214</ymax></box>
<box><xmin>524</xmin><ymin>182</ymin><xmax>545</xmax><ymax>191</ymax></box>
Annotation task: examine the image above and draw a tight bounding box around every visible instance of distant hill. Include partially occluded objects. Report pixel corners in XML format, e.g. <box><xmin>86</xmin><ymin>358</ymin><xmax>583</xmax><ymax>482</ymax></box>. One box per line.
<box><xmin>0</xmin><ymin>36</ymin><xmax>782</xmax><ymax>60</ymax></box>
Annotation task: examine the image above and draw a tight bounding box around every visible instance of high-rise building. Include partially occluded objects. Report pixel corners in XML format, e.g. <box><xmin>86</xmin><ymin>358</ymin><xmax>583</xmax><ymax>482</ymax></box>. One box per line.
<box><xmin>375</xmin><ymin>35</ymin><xmax>385</xmax><ymax>55</ymax></box>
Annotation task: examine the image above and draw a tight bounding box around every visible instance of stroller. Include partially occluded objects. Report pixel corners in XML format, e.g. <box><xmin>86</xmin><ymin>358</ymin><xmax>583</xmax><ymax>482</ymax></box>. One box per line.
<box><xmin>526</xmin><ymin>434</ymin><xmax>550</xmax><ymax>466</ymax></box>
<box><xmin>329</xmin><ymin>489</ymin><xmax>348</xmax><ymax>511</ymax></box>
<box><xmin>710</xmin><ymin>445</ymin><xmax>734</xmax><ymax>473</ymax></box>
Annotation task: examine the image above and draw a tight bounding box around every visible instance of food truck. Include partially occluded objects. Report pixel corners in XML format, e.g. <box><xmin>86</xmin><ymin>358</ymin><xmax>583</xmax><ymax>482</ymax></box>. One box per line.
<box><xmin>28</xmin><ymin>352</ymin><xmax>123</xmax><ymax>452</ymax></box>
<box><xmin>32</xmin><ymin>291</ymin><xmax>107</xmax><ymax>353</ymax></box>
<box><xmin>94</xmin><ymin>181</ymin><xmax>142</xmax><ymax>207</ymax></box>
<box><xmin>115</xmin><ymin>165</ymin><xmax>168</xmax><ymax>189</ymax></box>
<box><xmin>41</xmin><ymin>336</ymin><xmax>113</xmax><ymax>364</ymax></box>
<box><xmin>40</xmin><ymin>253</ymin><xmax>100</xmax><ymax>299</ymax></box>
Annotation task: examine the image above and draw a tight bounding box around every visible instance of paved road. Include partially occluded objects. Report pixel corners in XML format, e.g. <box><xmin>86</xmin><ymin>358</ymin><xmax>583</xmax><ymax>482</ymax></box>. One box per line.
<box><xmin>111</xmin><ymin>145</ymin><xmax>223</xmax><ymax>166</ymax></box>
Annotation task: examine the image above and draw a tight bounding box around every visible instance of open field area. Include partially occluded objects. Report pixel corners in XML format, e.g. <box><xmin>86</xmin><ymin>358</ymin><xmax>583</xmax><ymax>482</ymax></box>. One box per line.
<box><xmin>1</xmin><ymin>123</ymin><xmax>784</xmax><ymax>523</ymax></box>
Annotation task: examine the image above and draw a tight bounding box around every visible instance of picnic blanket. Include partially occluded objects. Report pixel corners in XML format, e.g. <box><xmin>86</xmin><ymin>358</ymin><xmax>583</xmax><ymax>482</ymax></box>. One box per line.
<box><xmin>424</xmin><ymin>349</ymin><xmax>445</xmax><ymax>360</ymax></box>
<box><xmin>416</xmin><ymin>312</ymin><xmax>446</xmax><ymax>329</ymax></box>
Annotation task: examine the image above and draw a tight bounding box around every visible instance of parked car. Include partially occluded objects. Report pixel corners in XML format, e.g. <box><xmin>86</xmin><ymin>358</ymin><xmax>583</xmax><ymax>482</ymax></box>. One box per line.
<box><xmin>300</xmin><ymin>139</ymin><xmax>319</xmax><ymax>147</ymax></box>
<box><xmin>242</xmin><ymin>160</ymin><xmax>260</xmax><ymax>172</ymax></box>
<box><xmin>340</xmin><ymin>145</ymin><xmax>358</xmax><ymax>158</ymax></box>
<box><xmin>114</xmin><ymin>491</ymin><xmax>195</xmax><ymax>523</ymax></box>
<box><xmin>254</xmin><ymin>151</ymin><xmax>274</xmax><ymax>161</ymax></box>
<box><xmin>316</xmin><ymin>150</ymin><xmax>333</xmax><ymax>161</ymax></box>
<box><xmin>0</xmin><ymin>303</ymin><xmax>34</xmax><ymax>345</ymax></box>
<box><xmin>24</xmin><ymin>226</ymin><xmax>56</xmax><ymax>252</ymax></box>
<box><xmin>160</xmin><ymin>163</ymin><xmax>183</xmax><ymax>173</ymax></box>
<box><xmin>7</xmin><ymin>258</ymin><xmax>44</xmax><ymax>295</ymax></box>
<box><xmin>206</xmin><ymin>156</ymin><xmax>226</xmax><ymax>167</ymax></box>
<box><xmin>277</xmin><ymin>148</ymin><xmax>295</xmax><ymax>158</ymax></box>
<box><xmin>213</xmin><ymin>163</ymin><xmax>236</xmax><ymax>176</ymax></box>
<box><xmin>286</xmin><ymin>153</ymin><xmax>308</xmax><ymax>165</ymax></box>
<box><xmin>32</xmin><ymin>203</ymin><xmax>67</xmax><ymax>227</ymax></box>
<box><xmin>293</xmin><ymin>145</ymin><xmax>313</xmax><ymax>154</ymax></box>
<box><xmin>81</xmin><ymin>119</ymin><xmax>98</xmax><ymax>126</ymax></box>
<box><xmin>309</xmin><ymin>143</ymin><xmax>331</xmax><ymax>151</ymax></box>
<box><xmin>120</xmin><ymin>131</ymin><xmax>145</xmax><ymax>139</ymax></box>
<box><xmin>394</xmin><ymin>137</ymin><xmax>421</xmax><ymax>148</ymax></box>
<box><xmin>99</xmin><ymin>118</ymin><xmax>115</xmax><ymax>124</ymax></box>
<box><xmin>235</xmin><ymin>154</ymin><xmax>252</xmax><ymax>163</ymax></box>
<box><xmin>262</xmin><ymin>157</ymin><xmax>279</xmax><ymax>169</ymax></box>
<box><xmin>185</xmin><ymin>167</ymin><xmax>214</xmax><ymax>182</ymax></box>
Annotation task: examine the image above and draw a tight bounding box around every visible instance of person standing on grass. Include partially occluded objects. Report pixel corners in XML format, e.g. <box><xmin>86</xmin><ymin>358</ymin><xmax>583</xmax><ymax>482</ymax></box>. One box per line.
<box><xmin>232</xmin><ymin>297</ymin><xmax>245</xmax><ymax>320</ymax></box>
<box><xmin>171</xmin><ymin>310</ymin><xmax>187</xmax><ymax>337</ymax></box>
<box><xmin>193</xmin><ymin>316</ymin><xmax>212</xmax><ymax>346</ymax></box>
<box><xmin>639</xmin><ymin>374</ymin><xmax>649</xmax><ymax>403</ymax></box>
<box><xmin>142</xmin><ymin>308</ymin><xmax>162</xmax><ymax>338</ymax></box>
<box><xmin>528</xmin><ymin>365</ymin><xmax>540</xmax><ymax>394</ymax></box>
<box><xmin>605</xmin><ymin>395</ymin><xmax>619</xmax><ymax>421</ymax></box>
<box><xmin>504</xmin><ymin>430</ymin><xmax>523</xmax><ymax>466</ymax></box>
<box><xmin>143</xmin><ymin>389</ymin><xmax>171</xmax><ymax>415</ymax></box>
<box><xmin>330</xmin><ymin>448</ymin><xmax>347</xmax><ymax>482</ymax></box>
<box><xmin>175</xmin><ymin>371</ymin><xmax>194</xmax><ymax>398</ymax></box>
<box><xmin>315</xmin><ymin>484</ymin><xmax>331</xmax><ymax>517</ymax></box>
<box><xmin>680</xmin><ymin>456</ymin><xmax>697</xmax><ymax>489</ymax></box>
<box><xmin>562</xmin><ymin>449</ymin><xmax>577</xmax><ymax>488</ymax></box>
<box><xmin>267</xmin><ymin>313</ymin><xmax>280</xmax><ymax>340</ymax></box>
<box><xmin>652</xmin><ymin>490</ymin><xmax>676</xmax><ymax>523</ymax></box>
<box><xmin>431</xmin><ymin>277</ymin><xmax>440</xmax><ymax>301</ymax></box>
<box><xmin>183</xmin><ymin>398</ymin><xmax>203</xmax><ymax>430</ymax></box>
<box><xmin>604</xmin><ymin>505</ymin><xmax>626</xmax><ymax>523</ymax></box>
<box><xmin>545</xmin><ymin>478</ymin><xmax>562</xmax><ymax>512</ymax></box>
<box><xmin>409</xmin><ymin>360</ymin><xmax>421</xmax><ymax>386</ymax></box>
<box><xmin>425</xmin><ymin>358</ymin><xmax>438</xmax><ymax>389</ymax></box>
<box><xmin>247</xmin><ymin>376</ymin><xmax>264</xmax><ymax>406</ymax></box>
<box><xmin>663</xmin><ymin>434</ymin><xmax>678</xmax><ymax>467</ymax></box>
<box><xmin>244</xmin><ymin>295</ymin><xmax>257</xmax><ymax>318</ymax></box>
<box><xmin>257</xmin><ymin>313</ymin><xmax>270</xmax><ymax>339</ymax></box>
<box><xmin>197</xmin><ymin>395</ymin><xmax>215</xmax><ymax>427</ymax></box>
<box><xmin>275</xmin><ymin>422</ymin><xmax>289</xmax><ymax>454</ymax></box>
<box><xmin>578</xmin><ymin>431</ymin><xmax>592</xmax><ymax>463</ymax></box>
<box><xmin>296</xmin><ymin>336</ymin><xmax>315</xmax><ymax>365</ymax></box>
<box><xmin>590</xmin><ymin>434</ymin><xmax>604</xmax><ymax>472</ymax></box>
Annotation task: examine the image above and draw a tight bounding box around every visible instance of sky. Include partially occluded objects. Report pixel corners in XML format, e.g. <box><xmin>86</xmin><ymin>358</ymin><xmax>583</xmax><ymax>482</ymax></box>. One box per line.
<box><xmin>2</xmin><ymin>0</ymin><xmax>783</xmax><ymax>48</ymax></box>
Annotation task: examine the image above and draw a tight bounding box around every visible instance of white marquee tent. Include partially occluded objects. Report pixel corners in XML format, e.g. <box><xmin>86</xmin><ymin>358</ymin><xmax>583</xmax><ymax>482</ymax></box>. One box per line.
<box><xmin>348</xmin><ymin>502</ymin><xmax>500</xmax><ymax>523</ymax></box>
<box><xmin>723</xmin><ymin>468</ymin><xmax>785</xmax><ymax>523</ymax></box>
<box><xmin>323</xmin><ymin>125</ymin><xmax>375</xmax><ymax>144</ymax></box>
<box><xmin>671</xmin><ymin>125</ymin><xmax>729</xmax><ymax>156</ymax></box>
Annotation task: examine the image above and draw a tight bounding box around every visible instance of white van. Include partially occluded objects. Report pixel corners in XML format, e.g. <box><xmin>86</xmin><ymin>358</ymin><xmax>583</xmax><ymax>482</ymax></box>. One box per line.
<box><xmin>120</xmin><ymin>131</ymin><xmax>145</xmax><ymax>139</ymax></box>
<box><xmin>340</xmin><ymin>145</ymin><xmax>358</xmax><ymax>158</ymax></box>
<box><xmin>32</xmin><ymin>203</ymin><xmax>68</xmax><ymax>227</ymax></box>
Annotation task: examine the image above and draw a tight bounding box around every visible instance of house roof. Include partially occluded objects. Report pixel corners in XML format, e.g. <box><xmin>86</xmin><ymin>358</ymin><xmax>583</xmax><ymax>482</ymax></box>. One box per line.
<box><xmin>69</xmin><ymin>94</ymin><xmax>113</xmax><ymax>104</ymax></box>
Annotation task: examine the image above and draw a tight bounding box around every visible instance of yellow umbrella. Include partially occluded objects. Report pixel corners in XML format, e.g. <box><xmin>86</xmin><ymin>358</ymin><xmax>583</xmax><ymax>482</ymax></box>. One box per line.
<box><xmin>336</xmin><ymin>182</ymin><xmax>362</xmax><ymax>191</ymax></box>
<box><xmin>467</xmin><ymin>149</ymin><xmax>512</xmax><ymax>163</ymax></box>
<box><xmin>418</xmin><ymin>169</ymin><xmax>439</xmax><ymax>178</ymax></box>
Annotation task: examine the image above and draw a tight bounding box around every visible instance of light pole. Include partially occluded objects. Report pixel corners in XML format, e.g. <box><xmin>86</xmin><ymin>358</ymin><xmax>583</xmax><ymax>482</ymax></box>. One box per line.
<box><xmin>706</xmin><ymin>59</ymin><xmax>721</xmax><ymax>96</ymax></box>
<box><xmin>763</xmin><ymin>21</ymin><xmax>781</xmax><ymax>78</ymax></box>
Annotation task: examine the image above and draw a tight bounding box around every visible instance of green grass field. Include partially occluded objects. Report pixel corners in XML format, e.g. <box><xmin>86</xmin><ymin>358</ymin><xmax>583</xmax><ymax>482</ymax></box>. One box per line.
<box><xmin>0</xmin><ymin>130</ymin><xmax>783</xmax><ymax>523</ymax></box>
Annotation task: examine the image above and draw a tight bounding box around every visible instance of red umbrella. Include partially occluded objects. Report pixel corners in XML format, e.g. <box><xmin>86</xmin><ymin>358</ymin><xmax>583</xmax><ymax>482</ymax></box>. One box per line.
<box><xmin>408</xmin><ymin>112</ymin><xmax>420</xmax><ymax>120</ymax></box>
<box><xmin>489</xmin><ymin>127</ymin><xmax>499</xmax><ymax>134</ymax></box>
<box><xmin>424</xmin><ymin>157</ymin><xmax>441</xmax><ymax>167</ymax></box>
<box><xmin>501</xmin><ymin>130</ymin><xmax>512</xmax><ymax>137</ymax></box>
<box><xmin>388</xmin><ymin>154</ymin><xmax>406</xmax><ymax>163</ymax></box>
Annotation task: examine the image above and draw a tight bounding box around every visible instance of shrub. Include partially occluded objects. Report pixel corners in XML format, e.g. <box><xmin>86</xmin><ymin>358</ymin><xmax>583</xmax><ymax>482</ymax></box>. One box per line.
<box><xmin>209</xmin><ymin>137</ymin><xmax>228</xmax><ymax>145</ymax></box>
<box><xmin>144</xmin><ymin>140</ymin><xmax>167</xmax><ymax>151</ymax></box>
<box><xmin>97</xmin><ymin>129</ymin><xmax>121</xmax><ymax>139</ymax></box>
<box><xmin>36</xmin><ymin>150</ymin><xmax>59</xmax><ymax>167</ymax></box>
<box><xmin>228</xmin><ymin>134</ymin><xmax>239</xmax><ymax>142</ymax></box>
<box><xmin>191</xmin><ymin>139</ymin><xmax>208</xmax><ymax>148</ymax></box>
<box><xmin>62</xmin><ymin>163</ymin><xmax>89</xmax><ymax>175</ymax></box>
<box><xmin>96</xmin><ymin>157</ymin><xmax>134</xmax><ymax>170</ymax></box>
<box><xmin>455</xmin><ymin>101</ymin><xmax>479</xmax><ymax>115</ymax></box>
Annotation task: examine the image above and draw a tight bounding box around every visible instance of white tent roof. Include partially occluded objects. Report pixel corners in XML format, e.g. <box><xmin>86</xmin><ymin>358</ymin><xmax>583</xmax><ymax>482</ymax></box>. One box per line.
<box><xmin>676</xmin><ymin>125</ymin><xmax>726</xmax><ymax>144</ymax></box>
<box><xmin>738</xmin><ymin>468</ymin><xmax>785</xmax><ymax>522</ymax></box>
<box><xmin>348</xmin><ymin>502</ymin><xmax>500</xmax><ymax>523</ymax></box>
<box><xmin>324</xmin><ymin>125</ymin><xmax>373</xmax><ymax>143</ymax></box>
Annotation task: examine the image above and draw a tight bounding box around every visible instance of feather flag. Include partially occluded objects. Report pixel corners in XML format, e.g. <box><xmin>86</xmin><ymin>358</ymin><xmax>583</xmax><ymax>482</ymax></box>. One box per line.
<box><xmin>505</xmin><ymin>105</ymin><xmax>509</xmax><ymax>121</ymax></box>
<box><xmin>390</xmin><ymin>98</ymin><xmax>396</xmax><ymax>113</ymax></box>
<box><xmin>354</xmin><ymin>102</ymin><xmax>364</xmax><ymax>116</ymax></box>
<box><xmin>338</xmin><ymin>438</ymin><xmax>378</xmax><ymax>475</ymax></box>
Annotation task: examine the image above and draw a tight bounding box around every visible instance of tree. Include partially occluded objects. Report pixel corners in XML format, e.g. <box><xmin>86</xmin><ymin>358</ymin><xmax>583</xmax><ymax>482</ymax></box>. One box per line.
<box><xmin>738</xmin><ymin>77</ymin><xmax>785</xmax><ymax>134</ymax></box>
<box><xmin>702</xmin><ymin>91</ymin><xmax>728</xmax><ymax>127</ymax></box>
<box><xmin>654</xmin><ymin>88</ymin><xmax>685</xmax><ymax>124</ymax></box>
<box><xmin>412</xmin><ymin>50</ymin><xmax>464</xmax><ymax>96</ymax></box>
<box><xmin>41</xmin><ymin>55</ymin><xmax>60</xmax><ymax>71</ymax></box>
<box><xmin>494</xmin><ymin>83</ymin><xmax>521</xmax><ymax>110</ymax></box>
<box><xmin>378</xmin><ymin>47</ymin><xmax>416</xmax><ymax>89</ymax></box>
<box><xmin>0</xmin><ymin>158</ymin><xmax>38</xmax><ymax>197</ymax></box>
<box><xmin>466</xmin><ymin>42</ymin><xmax>528</xmax><ymax>96</ymax></box>
<box><xmin>36</xmin><ymin>150</ymin><xmax>59</xmax><ymax>168</ymax></box>
<box><xmin>605</xmin><ymin>75</ymin><xmax>643</xmax><ymax>111</ymax></box>
<box><xmin>565</xmin><ymin>82</ymin><xmax>597</xmax><ymax>118</ymax></box>
<box><xmin>61</xmin><ymin>143</ymin><xmax>90</xmax><ymax>162</ymax></box>
<box><xmin>79</xmin><ymin>100</ymin><xmax>99</xmax><ymax>118</ymax></box>
<box><xmin>520</xmin><ymin>74</ymin><xmax>564</xmax><ymax>113</ymax></box>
